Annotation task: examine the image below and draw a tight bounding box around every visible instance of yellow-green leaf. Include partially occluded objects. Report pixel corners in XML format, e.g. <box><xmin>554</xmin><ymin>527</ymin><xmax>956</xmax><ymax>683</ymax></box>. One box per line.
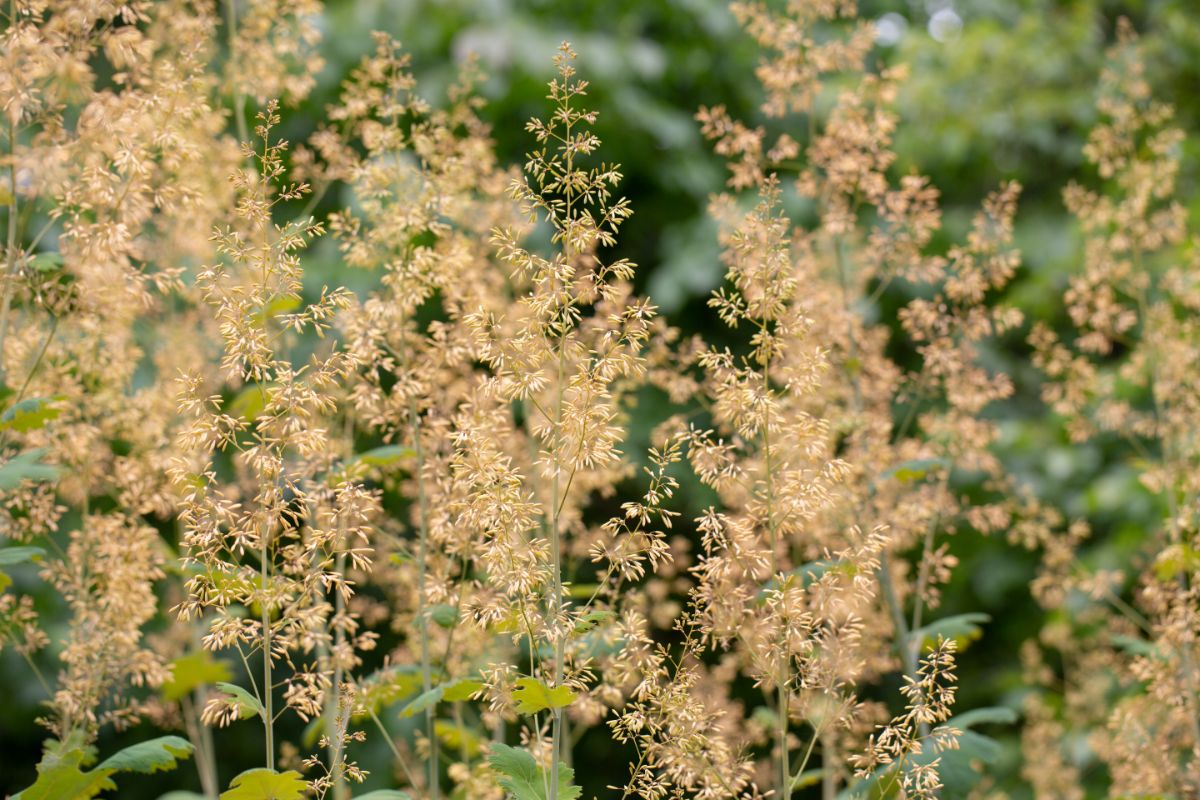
<box><xmin>219</xmin><ymin>768</ymin><xmax>307</xmax><ymax>800</ymax></box>
<box><xmin>0</xmin><ymin>397</ymin><xmax>64</xmax><ymax>433</ymax></box>
<box><xmin>162</xmin><ymin>652</ymin><xmax>233</xmax><ymax>702</ymax></box>
<box><xmin>511</xmin><ymin>677</ymin><xmax>576</xmax><ymax>715</ymax></box>
<box><xmin>442</xmin><ymin>677</ymin><xmax>483</xmax><ymax>702</ymax></box>
<box><xmin>212</xmin><ymin>682</ymin><xmax>264</xmax><ymax>721</ymax></box>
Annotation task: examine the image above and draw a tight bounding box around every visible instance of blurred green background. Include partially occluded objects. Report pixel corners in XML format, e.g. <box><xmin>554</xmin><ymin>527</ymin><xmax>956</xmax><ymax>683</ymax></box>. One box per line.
<box><xmin>4</xmin><ymin>0</ymin><xmax>1200</xmax><ymax>796</ymax></box>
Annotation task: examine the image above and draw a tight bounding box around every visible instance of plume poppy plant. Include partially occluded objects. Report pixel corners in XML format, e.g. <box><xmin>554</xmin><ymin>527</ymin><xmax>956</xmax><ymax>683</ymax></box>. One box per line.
<box><xmin>0</xmin><ymin>3</ymin><xmax>1196</xmax><ymax>799</ymax></box>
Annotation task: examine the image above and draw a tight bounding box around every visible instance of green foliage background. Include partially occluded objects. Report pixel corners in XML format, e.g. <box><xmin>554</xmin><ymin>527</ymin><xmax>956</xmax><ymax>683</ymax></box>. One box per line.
<box><xmin>5</xmin><ymin>0</ymin><xmax>1200</xmax><ymax>796</ymax></box>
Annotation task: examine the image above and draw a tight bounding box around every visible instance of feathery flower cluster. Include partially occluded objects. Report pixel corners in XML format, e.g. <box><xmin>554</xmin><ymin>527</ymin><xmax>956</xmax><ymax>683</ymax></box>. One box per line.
<box><xmin>1</xmin><ymin>3</ymin><xmax>1197</xmax><ymax>800</ymax></box>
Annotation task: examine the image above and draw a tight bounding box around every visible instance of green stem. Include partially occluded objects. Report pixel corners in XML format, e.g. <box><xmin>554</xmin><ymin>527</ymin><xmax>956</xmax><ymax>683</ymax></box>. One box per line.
<box><xmin>223</xmin><ymin>0</ymin><xmax>249</xmax><ymax>146</ymax></box>
<box><xmin>183</xmin><ymin>694</ymin><xmax>219</xmax><ymax>798</ymax></box>
<box><xmin>0</xmin><ymin>112</ymin><xmax>20</xmax><ymax>387</ymax></box>
<box><xmin>260</xmin><ymin>522</ymin><xmax>274</xmax><ymax>768</ymax></box>
<box><xmin>548</xmin><ymin>100</ymin><xmax>575</xmax><ymax>800</ymax></box>
<box><xmin>368</xmin><ymin>707</ymin><xmax>420</xmax><ymax>789</ymax></box>
<box><xmin>328</xmin><ymin>548</ymin><xmax>349</xmax><ymax>800</ymax></box>
<box><xmin>410</xmin><ymin>403</ymin><xmax>438</xmax><ymax>800</ymax></box>
<box><xmin>762</xmin><ymin>336</ymin><xmax>790</xmax><ymax>800</ymax></box>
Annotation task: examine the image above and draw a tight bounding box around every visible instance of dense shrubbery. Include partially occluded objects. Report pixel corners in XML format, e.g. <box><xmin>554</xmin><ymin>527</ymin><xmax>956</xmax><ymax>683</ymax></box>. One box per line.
<box><xmin>1</xmin><ymin>2</ymin><xmax>1198</xmax><ymax>799</ymax></box>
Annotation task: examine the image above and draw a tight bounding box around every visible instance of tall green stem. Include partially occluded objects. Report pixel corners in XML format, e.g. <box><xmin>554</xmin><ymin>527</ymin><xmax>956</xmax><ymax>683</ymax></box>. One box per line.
<box><xmin>223</xmin><ymin>0</ymin><xmax>249</xmax><ymax>146</ymax></box>
<box><xmin>327</xmin><ymin>546</ymin><xmax>349</xmax><ymax>800</ymax></box>
<box><xmin>0</xmin><ymin>113</ymin><xmax>20</xmax><ymax>387</ymax></box>
<box><xmin>547</xmin><ymin>105</ymin><xmax>576</xmax><ymax>800</ymax></box>
<box><xmin>410</xmin><ymin>401</ymin><xmax>437</xmax><ymax>800</ymax></box>
<box><xmin>759</xmin><ymin>302</ymin><xmax>789</xmax><ymax>800</ymax></box>
<box><xmin>261</xmin><ymin>521</ymin><xmax>274</xmax><ymax>768</ymax></box>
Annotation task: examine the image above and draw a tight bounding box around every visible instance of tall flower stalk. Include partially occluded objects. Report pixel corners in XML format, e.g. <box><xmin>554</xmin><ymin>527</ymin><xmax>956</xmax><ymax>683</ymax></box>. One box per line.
<box><xmin>174</xmin><ymin>104</ymin><xmax>377</xmax><ymax>794</ymax></box>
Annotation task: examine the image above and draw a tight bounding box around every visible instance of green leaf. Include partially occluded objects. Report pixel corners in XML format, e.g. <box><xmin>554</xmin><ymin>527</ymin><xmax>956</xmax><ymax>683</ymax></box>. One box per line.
<box><xmin>162</xmin><ymin>651</ymin><xmax>233</xmax><ymax>702</ymax></box>
<box><xmin>1112</xmin><ymin>633</ymin><xmax>1158</xmax><ymax>658</ymax></box>
<box><xmin>429</xmin><ymin>603</ymin><xmax>459</xmax><ymax>629</ymax></box>
<box><xmin>884</xmin><ymin>458</ymin><xmax>947</xmax><ymax>484</ymax></box>
<box><xmin>0</xmin><ymin>545</ymin><xmax>46</xmax><ymax>566</ymax></box>
<box><xmin>229</xmin><ymin>384</ymin><xmax>273</xmax><ymax>422</ymax></box>
<box><xmin>354</xmin><ymin>445</ymin><xmax>415</xmax><ymax>467</ymax></box>
<box><xmin>488</xmin><ymin>743</ymin><xmax>581</xmax><ymax>800</ymax></box>
<box><xmin>1155</xmin><ymin>544</ymin><xmax>1200</xmax><ymax>582</ymax></box>
<box><xmin>750</xmin><ymin>706</ymin><xmax>779</xmax><ymax>730</ymax></box>
<box><xmin>442</xmin><ymin>677</ymin><xmax>483</xmax><ymax>702</ymax></box>
<box><xmin>0</xmin><ymin>448</ymin><xmax>61</xmax><ymax>490</ymax></box>
<box><xmin>398</xmin><ymin>686</ymin><xmax>443</xmax><ymax>718</ymax></box>
<box><xmin>946</xmin><ymin>706</ymin><xmax>1017</xmax><ymax>730</ymax></box>
<box><xmin>839</xmin><ymin>703</ymin><xmax>1016</xmax><ymax>799</ymax></box>
<box><xmin>396</xmin><ymin>676</ymin><xmax>480</xmax><ymax>718</ymax></box>
<box><xmin>566</xmin><ymin>583</ymin><xmax>600</xmax><ymax>599</ymax></box>
<box><xmin>354</xmin><ymin>792</ymin><xmax>414</xmax><ymax>800</ymax></box>
<box><xmin>922</xmin><ymin>728</ymin><xmax>1004</xmax><ymax>793</ymax></box>
<box><xmin>213</xmin><ymin>681</ymin><xmax>265</xmax><ymax>720</ymax></box>
<box><xmin>790</xmin><ymin>768</ymin><xmax>825</xmax><ymax>790</ymax></box>
<box><xmin>11</xmin><ymin>767</ymin><xmax>111</xmax><ymax>800</ymax></box>
<box><xmin>757</xmin><ymin>560</ymin><xmax>841</xmax><ymax>602</ymax></box>
<box><xmin>11</xmin><ymin>744</ymin><xmax>113</xmax><ymax>800</ymax></box>
<box><xmin>911</xmin><ymin>613</ymin><xmax>990</xmax><ymax>648</ymax></box>
<box><xmin>29</xmin><ymin>252</ymin><xmax>65</xmax><ymax>272</ymax></box>
<box><xmin>435</xmin><ymin>720</ymin><xmax>484</xmax><ymax>757</ymax></box>
<box><xmin>14</xmin><ymin>735</ymin><xmax>193</xmax><ymax>800</ymax></box>
<box><xmin>573</xmin><ymin>609</ymin><xmax>614</xmax><ymax>634</ymax></box>
<box><xmin>252</xmin><ymin>294</ymin><xmax>301</xmax><ymax>325</ymax></box>
<box><xmin>0</xmin><ymin>546</ymin><xmax>42</xmax><ymax>593</ymax></box>
<box><xmin>219</xmin><ymin>768</ymin><xmax>308</xmax><ymax>800</ymax></box>
<box><xmin>510</xmin><ymin>677</ymin><xmax>576</xmax><ymax>715</ymax></box>
<box><xmin>97</xmin><ymin>736</ymin><xmax>194</xmax><ymax>774</ymax></box>
<box><xmin>301</xmin><ymin>715</ymin><xmax>324</xmax><ymax>748</ymax></box>
<box><xmin>0</xmin><ymin>397</ymin><xmax>64</xmax><ymax>433</ymax></box>
<box><xmin>355</xmin><ymin>666</ymin><xmax>424</xmax><ymax>719</ymax></box>
<box><xmin>158</xmin><ymin>793</ymin><xmax>208</xmax><ymax>799</ymax></box>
